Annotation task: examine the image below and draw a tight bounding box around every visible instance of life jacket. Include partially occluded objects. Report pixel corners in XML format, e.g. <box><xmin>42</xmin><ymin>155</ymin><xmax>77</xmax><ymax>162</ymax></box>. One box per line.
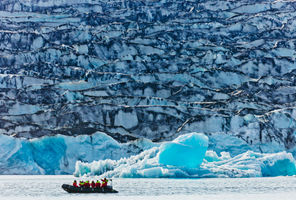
<box><xmin>85</xmin><ymin>181</ymin><xmax>90</xmax><ymax>188</ymax></box>
<box><xmin>101</xmin><ymin>182</ymin><xmax>107</xmax><ymax>187</ymax></box>
<box><xmin>91</xmin><ymin>182</ymin><xmax>96</xmax><ymax>188</ymax></box>
<box><xmin>73</xmin><ymin>182</ymin><xmax>78</xmax><ymax>187</ymax></box>
<box><xmin>101</xmin><ymin>178</ymin><xmax>108</xmax><ymax>183</ymax></box>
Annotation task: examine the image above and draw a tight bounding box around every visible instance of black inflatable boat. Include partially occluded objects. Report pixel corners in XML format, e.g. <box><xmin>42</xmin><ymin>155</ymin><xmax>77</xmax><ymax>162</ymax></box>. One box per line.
<box><xmin>62</xmin><ymin>184</ymin><xmax>118</xmax><ymax>193</ymax></box>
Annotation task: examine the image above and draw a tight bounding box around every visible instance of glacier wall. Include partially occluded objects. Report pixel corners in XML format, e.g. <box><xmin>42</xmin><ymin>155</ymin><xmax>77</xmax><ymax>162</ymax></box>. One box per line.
<box><xmin>1</xmin><ymin>0</ymin><xmax>296</xmax><ymax>159</ymax></box>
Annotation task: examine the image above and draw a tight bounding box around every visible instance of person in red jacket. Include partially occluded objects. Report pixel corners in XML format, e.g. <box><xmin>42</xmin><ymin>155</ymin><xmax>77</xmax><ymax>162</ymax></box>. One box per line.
<box><xmin>84</xmin><ymin>180</ymin><xmax>90</xmax><ymax>188</ymax></box>
<box><xmin>101</xmin><ymin>178</ymin><xmax>108</xmax><ymax>188</ymax></box>
<box><xmin>95</xmin><ymin>180</ymin><xmax>101</xmax><ymax>188</ymax></box>
<box><xmin>73</xmin><ymin>180</ymin><xmax>78</xmax><ymax>187</ymax></box>
<box><xmin>79</xmin><ymin>181</ymin><xmax>84</xmax><ymax>187</ymax></box>
<box><xmin>91</xmin><ymin>181</ymin><xmax>96</xmax><ymax>188</ymax></box>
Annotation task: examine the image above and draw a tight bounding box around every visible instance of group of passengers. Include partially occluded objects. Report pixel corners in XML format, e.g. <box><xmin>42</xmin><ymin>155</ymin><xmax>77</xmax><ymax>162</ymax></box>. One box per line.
<box><xmin>73</xmin><ymin>178</ymin><xmax>109</xmax><ymax>188</ymax></box>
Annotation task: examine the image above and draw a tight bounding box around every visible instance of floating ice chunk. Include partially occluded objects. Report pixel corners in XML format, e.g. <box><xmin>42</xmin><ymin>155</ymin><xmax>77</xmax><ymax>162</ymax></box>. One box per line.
<box><xmin>260</xmin><ymin>152</ymin><xmax>295</xmax><ymax>176</ymax></box>
<box><xmin>201</xmin><ymin>151</ymin><xmax>296</xmax><ymax>178</ymax></box>
<box><xmin>74</xmin><ymin>159</ymin><xmax>118</xmax><ymax>177</ymax></box>
<box><xmin>74</xmin><ymin>134</ymin><xmax>296</xmax><ymax>178</ymax></box>
<box><xmin>158</xmin><ymin>132</ymin><xmax>208</xmax><ymax>168</ymax></box>
<box><xmin>2</xmin><ymin>131</ymin><xmax>296</xmax><ymax>178</ymax></box>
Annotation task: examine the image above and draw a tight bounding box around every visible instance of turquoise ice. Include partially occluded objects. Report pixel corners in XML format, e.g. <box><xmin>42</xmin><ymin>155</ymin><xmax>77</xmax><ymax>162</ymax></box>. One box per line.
<box><xmin>1</xmin><ymin>132</ymin><xmax>296</xmax><ymax>177</ymax></box>
<box><xmin>74</xmin><ymin>133</ymin><xmax>296</xmax><ymax>178</ymax></box>
<box><xmin>158</xmin><ymin>132</ymin><xmax>208</xmax><ymax>168</ymax></box>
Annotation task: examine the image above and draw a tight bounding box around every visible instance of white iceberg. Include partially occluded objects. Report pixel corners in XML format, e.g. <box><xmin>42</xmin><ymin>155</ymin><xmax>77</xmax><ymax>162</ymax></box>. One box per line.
<box><xmin>201</xmin><ymin>150</ymin><xmax>296</xmax><ymax>178</ymax></box>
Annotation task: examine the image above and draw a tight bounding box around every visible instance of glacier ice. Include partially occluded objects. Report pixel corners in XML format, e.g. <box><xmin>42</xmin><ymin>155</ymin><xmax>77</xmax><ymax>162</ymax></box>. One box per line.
<box><xmin>2</xmin><ymin>0</ymin><xmax>296</xmax><ymax>176</ymax></box>
<box><xmin>1</xmin><ymin>0</ymin><xmax>296</xmax><ymax>157</ymax></box>
<box><xmin>158</xmin><ymin>132</ymin><xmax>208</xmax><ymax>168</ymax></box>
<box><xmin>74</xmin><ymin>133</ymin><xmax>296</xmax><ymax>178</ymax></box>
<box><xmin>1</xmin><ymin>131</ymin><xmax>296</xmax><ymax>177</ymax></box>
<box><xmin>0</xmin><ymin>132</ymin><xmax>157</xmax><ymax>175</ymax></box>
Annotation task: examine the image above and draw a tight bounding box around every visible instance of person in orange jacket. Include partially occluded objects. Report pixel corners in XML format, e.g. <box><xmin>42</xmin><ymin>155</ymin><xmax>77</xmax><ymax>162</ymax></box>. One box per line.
<box><xmin>73</xmin><ymin>180</ymin><xmax>78</xmax><ymax>187</ymax></box>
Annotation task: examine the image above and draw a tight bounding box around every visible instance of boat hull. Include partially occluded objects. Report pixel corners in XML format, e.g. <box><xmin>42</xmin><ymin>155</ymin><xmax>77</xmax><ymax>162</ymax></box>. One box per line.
<box><xmin>62</xmin><ymin>184</ymin><xmax>118</xmax><ymax>193</ymax></box>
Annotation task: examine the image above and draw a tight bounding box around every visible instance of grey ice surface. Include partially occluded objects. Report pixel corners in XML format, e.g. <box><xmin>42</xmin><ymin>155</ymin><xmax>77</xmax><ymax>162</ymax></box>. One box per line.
<box><xmin>1</xmin><ymin>0</ymin><xmax>296</xmax><ymax>158</ymax></box>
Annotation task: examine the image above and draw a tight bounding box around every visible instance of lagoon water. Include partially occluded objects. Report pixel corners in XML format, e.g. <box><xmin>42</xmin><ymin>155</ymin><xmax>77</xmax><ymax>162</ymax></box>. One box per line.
<box><xmin>1</xmin><ymin>175</ymin><xmax>296</xmax><ymax>200</ymax></box>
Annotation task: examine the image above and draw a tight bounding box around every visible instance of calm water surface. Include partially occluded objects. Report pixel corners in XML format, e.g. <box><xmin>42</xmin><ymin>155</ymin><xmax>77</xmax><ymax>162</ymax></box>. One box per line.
<box><xmin>0</xmin><ymin>175</ymin><xmax>296</xmax><ymax>200</ymax></box>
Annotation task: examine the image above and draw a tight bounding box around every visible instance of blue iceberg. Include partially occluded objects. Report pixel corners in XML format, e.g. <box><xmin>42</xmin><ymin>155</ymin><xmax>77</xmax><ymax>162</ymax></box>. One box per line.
<box><xmin>201</xmin><ymin>150</ymin><xmax>296</xmax><ymax>178</ymax></box>
<box><xmin>158</xmin><ymin>132</ymin><xmax>208</xmax><ymax>168</ymax></box>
